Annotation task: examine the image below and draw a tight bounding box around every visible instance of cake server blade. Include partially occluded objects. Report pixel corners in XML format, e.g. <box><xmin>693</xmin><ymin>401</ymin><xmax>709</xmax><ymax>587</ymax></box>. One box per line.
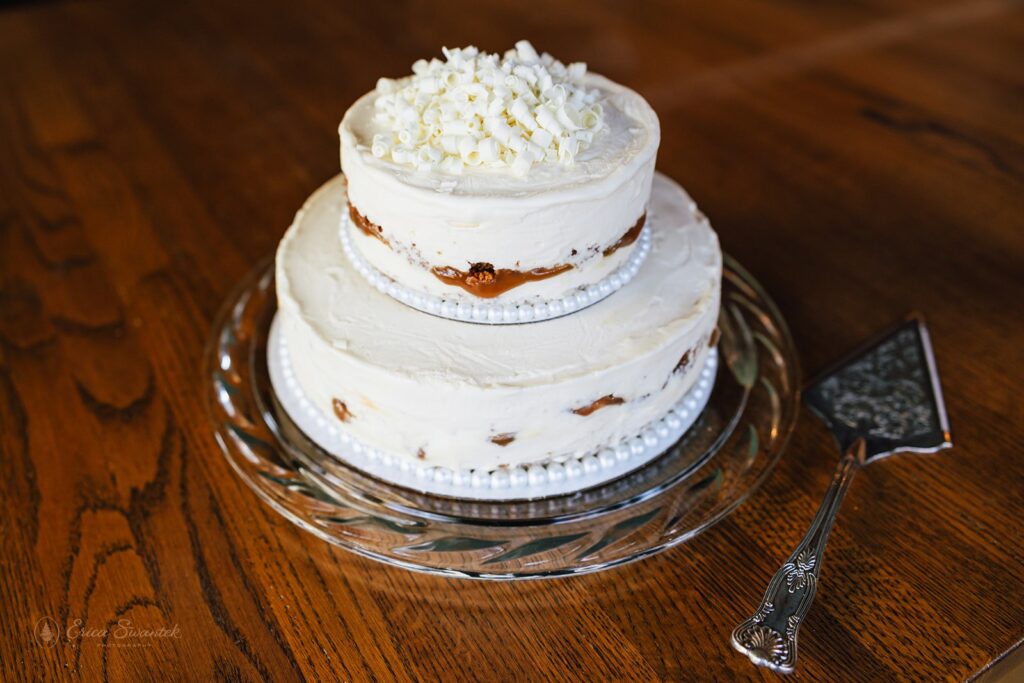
<box><xmin>803</xmin><ymin>313</ymin><xmax>952</xmax><ymax>462</ymax></box>
<box><xmin>731</xmin><ymin>313</ymin><xmax>952</xmax><ymax>674</ymax></box>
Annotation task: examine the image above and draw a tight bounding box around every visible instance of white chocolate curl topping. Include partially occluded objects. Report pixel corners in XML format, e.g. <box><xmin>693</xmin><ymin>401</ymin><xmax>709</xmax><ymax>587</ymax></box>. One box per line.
<box><xmin>371</xmin><ymin>41</ymin><xmax>605</xmax><ymax>175</ymax></box>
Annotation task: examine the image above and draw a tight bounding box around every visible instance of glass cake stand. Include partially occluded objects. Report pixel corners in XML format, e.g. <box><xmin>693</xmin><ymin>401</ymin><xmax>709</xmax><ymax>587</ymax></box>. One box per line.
<box><xmin>204</xmin><ymin>255</ymin><xmax>799</xmax><ymax>579</ymax></box>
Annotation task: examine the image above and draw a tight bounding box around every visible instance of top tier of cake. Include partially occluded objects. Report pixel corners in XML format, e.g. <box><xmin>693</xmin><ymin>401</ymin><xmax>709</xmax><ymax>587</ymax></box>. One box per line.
<box><xmin>339</xmin><ymin>42</ymin><xmax>660</xmax><ymax>310</ymax></box>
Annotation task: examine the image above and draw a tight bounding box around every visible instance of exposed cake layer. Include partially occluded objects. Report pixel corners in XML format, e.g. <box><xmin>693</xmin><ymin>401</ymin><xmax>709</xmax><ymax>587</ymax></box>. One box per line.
<box><xmin>276</xmin><ymin>173</ymin><xmax>720</xmax><ymax>472</ymax></box>
<box><xmin>339</xmin><ymin>73</ymin><xmax>660</xmax><ymax>303</ymax></box>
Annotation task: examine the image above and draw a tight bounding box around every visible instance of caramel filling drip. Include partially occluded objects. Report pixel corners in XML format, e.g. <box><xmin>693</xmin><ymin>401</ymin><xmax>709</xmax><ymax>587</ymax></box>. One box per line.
<box><xmin>350</xmin><ymin>204</ymin><xmax>645</xmax><ymax>298</ymax></box>
<box><xmin>674</xmin><ymin>349</ymin><xmax>692</xmax><ymax>374</ymax></box>
<box><xmin>572</xmin><ymin>395</ymin><xmax>625</xmax><ymax>416</ymax></box>
<box><xmin>416</xmin><ymin>448</ymin><xmax>427</xmax><ymax>460</ymax></box>
<box><xmin>431</xmin><ymin>262</ymin><xmax>572</xmax><ymax>298</ymax></box>
<box><xmin>489</xmin><ymin>433</ymin><xmax>516</xmax><ymax>447</ymax></box>
<box><xmin>348</xmin><ymin>204</ymin><xmax>388</xmax><ymax>245</ymax></box>
<box><xmin>332</xmin><ymin>398</ymin><xmax>353</xmax><ymax>422</ymax></box>
<box><xmin>602</xmin><ymin>213</ymin><xmax>646</xmax><ymax>257</ymax></box>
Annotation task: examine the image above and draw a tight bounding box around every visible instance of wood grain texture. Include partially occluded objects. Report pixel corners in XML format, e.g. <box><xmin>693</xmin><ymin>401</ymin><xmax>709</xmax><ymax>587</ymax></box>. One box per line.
<box><xmin>1</xmin><ymin>0</ymin><xmax>1022</xmax><ymax>680</ymax></box>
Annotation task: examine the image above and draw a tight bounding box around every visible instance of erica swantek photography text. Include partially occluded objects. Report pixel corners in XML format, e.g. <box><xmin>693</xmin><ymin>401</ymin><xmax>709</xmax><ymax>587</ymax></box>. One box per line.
<box><xmin>34</xmin><ymin>616</ymin><xmax>182</xmax><ymax>648</ymax></box>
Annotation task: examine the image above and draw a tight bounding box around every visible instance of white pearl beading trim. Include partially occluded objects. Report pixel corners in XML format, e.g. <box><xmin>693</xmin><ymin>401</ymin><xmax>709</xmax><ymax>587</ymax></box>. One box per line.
<box><xmin>268</xmin><ymin>315</ymin><xmax>717</xmax><ymax>501</ymax></box>
<box><xmin>339</xmin><ymin>208</ymin><xmax>652</xmax><ymax>325</ymax></box>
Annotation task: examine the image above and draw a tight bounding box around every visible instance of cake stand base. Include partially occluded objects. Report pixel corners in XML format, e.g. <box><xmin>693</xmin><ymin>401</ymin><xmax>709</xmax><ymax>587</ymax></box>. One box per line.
<box><xmin>205</xmin><ymin>255</ymin><xmax>799</xmax><ymax>578</ymax></box>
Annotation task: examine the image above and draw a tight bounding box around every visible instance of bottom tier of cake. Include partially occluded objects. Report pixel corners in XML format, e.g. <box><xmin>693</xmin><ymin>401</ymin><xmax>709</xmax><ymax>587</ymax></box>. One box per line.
<box><xmin>275</xmin><ymin>172</ymin><xmax>722</xmax><ymax>474</ymax></box>
<box><xmin>269</xmin><ymin>315</ymin><xmax>717</xmax><ymax>499</ymax></box>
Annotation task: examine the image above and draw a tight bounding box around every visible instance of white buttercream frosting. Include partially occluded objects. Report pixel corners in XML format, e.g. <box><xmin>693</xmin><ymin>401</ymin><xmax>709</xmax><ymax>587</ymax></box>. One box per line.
<box><xmin>371</xmin><ymin>41</ymin><xmax>604</xmax><ymax>175</ymax></box>
<box><xmin>344</xmin><ymin>71</ymin><xmax>656</xmax><ymax>195</ymax></box>
<box><xmin>276</xmin><ymin>173</ymin><xmax>721</xmax><ymax>472</ymax></box>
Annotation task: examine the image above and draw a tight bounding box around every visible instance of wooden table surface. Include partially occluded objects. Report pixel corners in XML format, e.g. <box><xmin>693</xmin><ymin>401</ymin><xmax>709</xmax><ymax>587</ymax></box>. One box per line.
<box><xmin>2</xmin><ymin>0</ymin><xmax>1023</xmax><ymax>680</ymax></box>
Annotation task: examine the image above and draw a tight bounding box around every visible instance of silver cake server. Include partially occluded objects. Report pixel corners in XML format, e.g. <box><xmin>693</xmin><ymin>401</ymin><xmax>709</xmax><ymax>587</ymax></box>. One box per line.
<box><xmin>731</xmin><ymin>313</ymin><xmax>952</xmax><ymax>674</ymax></box>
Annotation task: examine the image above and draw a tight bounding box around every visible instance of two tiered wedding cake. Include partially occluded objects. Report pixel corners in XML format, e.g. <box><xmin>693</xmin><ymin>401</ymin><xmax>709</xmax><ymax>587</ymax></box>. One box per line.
<box><xmin>274</xmin><ymin>42</ymin><xmax>721</xmax><ymax>496</ymax></box>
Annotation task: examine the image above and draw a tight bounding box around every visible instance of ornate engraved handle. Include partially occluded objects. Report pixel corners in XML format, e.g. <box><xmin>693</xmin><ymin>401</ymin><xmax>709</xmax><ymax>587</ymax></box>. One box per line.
<box><xmin>731</xmin><ymin>439</ymin><xmax>866</xmax><ymax>674</ymax></box>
